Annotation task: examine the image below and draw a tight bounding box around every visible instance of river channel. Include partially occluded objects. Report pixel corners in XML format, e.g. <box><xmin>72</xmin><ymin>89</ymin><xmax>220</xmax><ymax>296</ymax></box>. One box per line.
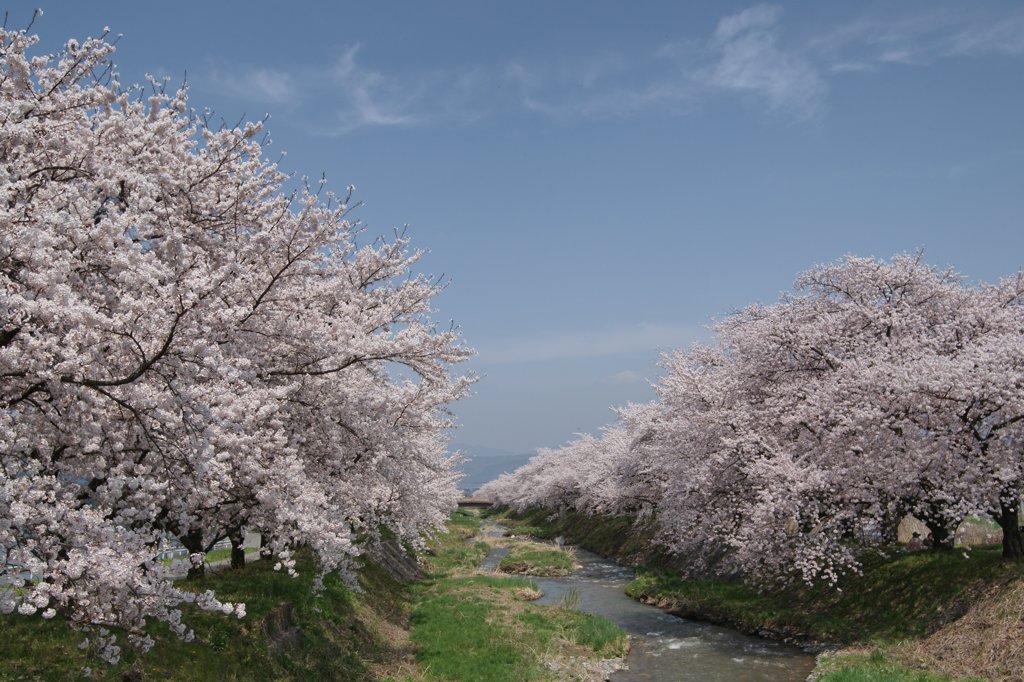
<box><xmin>476</xmin><ymin>521</ymin><xmax>816</xmax><ymax>681</ymax></box>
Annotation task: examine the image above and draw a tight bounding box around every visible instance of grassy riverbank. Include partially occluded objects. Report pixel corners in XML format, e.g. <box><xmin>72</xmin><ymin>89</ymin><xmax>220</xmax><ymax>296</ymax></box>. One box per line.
<box><xmin>498</xmin><ymin>543</ymin><xmax>575</xmax><ymax>576</ymax></box>
<box><xmin>0</xmin><ymin>548</ymin><xmax>413</xmax><ymax>681</ymax></box>
<box><xmin>1</xmin><ymin>509</ymin><xmax>626</xmax><ymax>680</ymax></box>
<box><xmin>495</xmin><ymin>507</ymin><xmax>661</xmax><ymax>565</ymax></box>
<box><xmin>495</xmin><ymin>507</ymin><xmax>1024</xmax><ymax>681</ymax></box>
<box><xmin>409</xmin><ymin>507</ymin><xmax>628</xmax><ymax>681</ymax></box>
<box><xmin>812</xmin><ymin>650</ymin><xmax>967</xmax><ymax>682</ymax></box>
<box><xmin>625</xmin><ymin>548</ymin><xmax>1021</xmax><ymax>645</ymax></box>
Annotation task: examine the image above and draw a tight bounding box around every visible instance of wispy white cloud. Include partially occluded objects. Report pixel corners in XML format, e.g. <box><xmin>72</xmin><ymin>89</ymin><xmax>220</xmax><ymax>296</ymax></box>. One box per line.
<box><xmin>202</xmin><ymin>4</ymin><xmax>1024</xmax><ymax>132</ymax></box>
<box><xmin>325</xmin><ymin>45</ymin><xmax>420</xmax><ymax>134</ymax></box>
<box><xmin>810</xmin><ymin>5</ymin><xmax>1024</xmax><ymax>70</ymax></box>
<box><xmin>505</xmin><ymin>53</ymin><xmax>696</xmax><ymax>120</ymax></box>
<box><xmin>947</xmin><ymin>13</ymin><xmax>1024</xmax><ymax>57</ymax></box>
<box><xmin>697</xmin><ymin>5</ymin><xmax>825</xmax><ymax>118</ymax></box>
<box><xmin>512</xmin><ymin>5</ymin><xmax>825</xmax><ymax>121</ymax></box>
<box><xmin>210</xmin><ymin>66</ymin><xmax>297</xmax><ymax>105</ymax></box>
<box><xmin>205</xmin><ymin>46</ymin><xmax>467</xmax><ymax>135</ymax></box>
<box><xmin>524</xmin><ymin>4</ymin><xmax>1024</xmax><ymax>122</ymax></box>
<box><xmin>479</xmin><ymin>323</ymin><xmax>702</xmax><ymax>365</ymax></box>
<box><xmin>246</xmin><ymin>68</ymin><xmax>296</xmax><ymax>103</ymax></box>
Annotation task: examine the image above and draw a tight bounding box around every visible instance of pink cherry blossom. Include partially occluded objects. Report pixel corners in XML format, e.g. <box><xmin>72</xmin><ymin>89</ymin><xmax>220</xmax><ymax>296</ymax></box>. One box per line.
<box><xmin>1</xmin><ymin>26</ymin><xmax>472</xmax><ymax>657</ymax></box>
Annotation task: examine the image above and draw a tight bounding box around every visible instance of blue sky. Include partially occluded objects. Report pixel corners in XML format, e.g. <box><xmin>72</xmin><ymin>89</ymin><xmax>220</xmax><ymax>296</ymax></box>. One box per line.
<box><xmin>13</xmin><ymin>1</ymin><xmax>1024</xmax><ymax>453</ymax></box>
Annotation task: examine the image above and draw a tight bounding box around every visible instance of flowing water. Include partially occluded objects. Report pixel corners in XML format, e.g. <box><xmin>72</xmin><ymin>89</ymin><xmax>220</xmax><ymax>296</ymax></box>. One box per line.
<box><xmin>478</xmin><ymin>521</ymin><xmax>816</xmax><ymax>681</ymax></box>
<box><xmin>475</xmin><ymin>520</ymin><xmax>511</xmax><ymax>571</ymax></box>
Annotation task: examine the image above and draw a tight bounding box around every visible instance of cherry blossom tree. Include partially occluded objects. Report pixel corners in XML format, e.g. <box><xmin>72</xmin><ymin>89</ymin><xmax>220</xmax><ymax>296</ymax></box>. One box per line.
<box><xmin>654</xmin><ymin>255</ymin><xmax>1024</xmax><ymax>579</ymax></box>
<box><xmin>476</xmin><ymin>402</ymin><xmax>662</xmax><ymax>519</ymax></box>
<box><xmin>780</xmin><ymin>256</ymin><xmax>1024</xmax><ymax>559</ymax></box>
<box><xmin>480</xmin><ymin>254</ymin><xmax>1024</xmax><ymax>587</ymax></box>
<box><xmin>1</xmin><ymin>23</ymin><xmax>471</xmax><ymax>659</ymax></box>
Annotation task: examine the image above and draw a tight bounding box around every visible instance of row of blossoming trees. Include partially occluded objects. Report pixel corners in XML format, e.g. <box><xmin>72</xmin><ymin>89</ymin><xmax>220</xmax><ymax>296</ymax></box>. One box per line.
<box><xmin>480</xmin><ymin>255</ymin><xmax>1024</xmax><ymax>585</ymax></box>
<box><xmin>1</xmin><ymin>26</ymin><xmax>471</xmax><ymax>660</ymax></box>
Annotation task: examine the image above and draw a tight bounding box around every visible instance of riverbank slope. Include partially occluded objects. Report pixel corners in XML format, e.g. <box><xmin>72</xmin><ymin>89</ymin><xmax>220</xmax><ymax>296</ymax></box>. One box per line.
<box><xmin>496</xmin><ymin>507</ymin><xmax>1024</xmax><ymax>681</ymax></box>
<box><xmin>1</xmin><ymin>542</ymin><xmax>419</xmax><ymax>680</ymax></box>
<box><xmin>0</xmin><ymin>510</ymin><xmax>626</xmax><ymax>681</ymax></box>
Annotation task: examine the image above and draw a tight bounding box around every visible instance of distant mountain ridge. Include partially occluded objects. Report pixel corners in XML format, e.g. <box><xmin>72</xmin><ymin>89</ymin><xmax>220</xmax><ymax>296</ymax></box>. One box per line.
<box><xmin>451</xmin><ymin>443</ymin><xmax>534</xmax><ymax>495</ymax></box>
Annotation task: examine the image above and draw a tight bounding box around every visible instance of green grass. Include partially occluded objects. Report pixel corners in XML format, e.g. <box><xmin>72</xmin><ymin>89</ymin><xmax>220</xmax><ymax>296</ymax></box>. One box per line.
<box><xmin>410</xmin><ymin>575</ymin><xmax>546</xmax><ymax>682</ymax></box>
<box><xmin>503</xmin><ymin>525</ymin><xmax>546</xmax><ymax>538</ymax></box>
<box><xmin>0</xmin><ymin>548</ymin><xmax>411</xmax><ymax>681</ymax></box>
<box><xmin>420</xmin><ymin>509</ymin><xmax>489</xmax><ymax>574</ymax></box>
<box><xmin>412</xmin><ymin>515</ymin><xmax>544</xmax><ymax>681</ymax></box>
<box><xmin>572</xmin><ymin>612</ymin><xmax>626</xmax><ymax>652</ymax></box>
<box><xmin>815</xmin><ymin>651</ymin><xmax>976</xmax><ymax>682</ymax></box>
<box><xmin>408</xmin><ymin>510</ymin><xmax>628</xmax><ymax>680</ymax></box>
<box><xmin>426</xmin><ymin>539</ymin><xmax>491</xmax><ymax>573</ymax></box>
<box><xmin>497</xmin><ymin>508</ymin><xmax>661</xmax><ymax>564</ymax></box>
<box><xmin>625</xmin><ymin>546</ymin><xmax>1024</xmax><ymax>645</ymax></box>
<box><xmin>498</xmin><ymin>546</ymin><xmax>574</xmax><ymax>576</ymax></box>
<box><xmin>517</xmin><ymin>607</ymin><xmax>627</xmax><ymax>657</ymax></box>
<box><xmin>448</xmin><ymin>507</ymin><xmax>483</xmax><ymax>531</ymax></box>
<box><xmin>410</xmin><ymin>574</ymin><xmax>627</xmax><ymax>681</ymax></box>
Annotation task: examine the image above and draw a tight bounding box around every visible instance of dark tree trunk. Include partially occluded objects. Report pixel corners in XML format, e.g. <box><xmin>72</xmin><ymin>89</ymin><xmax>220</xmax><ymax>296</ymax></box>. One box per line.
<box><xmin>926</xmin><ymin>522</ymin><xmax>954</xmax><ymax>550</ymax></box>
<box><xmin>998</xmin><ymin>501</ymin><xmax>1024</xmax><ymax>560</ymax></box>
<box><xmin>920</xmin><ymin>508</ymin><xmax>954</xmax><ymax>551</ymax></box>
<box><xmin>229</xmin><ymin>527</ymin><xmax>246</xmax><ymax>569</ymax></box>
<box><xmin>180</xmin><ymin>529</ymin><xmax>206</xmax><ymax>580</ymax></box>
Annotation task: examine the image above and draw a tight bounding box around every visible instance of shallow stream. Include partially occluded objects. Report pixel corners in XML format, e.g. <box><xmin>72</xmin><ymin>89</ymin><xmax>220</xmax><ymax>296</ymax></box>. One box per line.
<box><xmin>478</xmin><ymin>521</ymin><xmax>816</xmax><ymax>681</ymax></box>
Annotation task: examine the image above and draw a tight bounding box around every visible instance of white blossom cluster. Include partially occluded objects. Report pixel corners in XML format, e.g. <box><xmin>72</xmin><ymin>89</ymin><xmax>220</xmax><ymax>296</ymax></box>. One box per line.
<box><xmin>479</xmin><ymin>255</ymin><xmax>1024</xmax><ymax>584</ymax></box>
<box><xmin>1</xmin><ymin>27</ymin><xmax>471</xmax><ymax>659</ymax></box>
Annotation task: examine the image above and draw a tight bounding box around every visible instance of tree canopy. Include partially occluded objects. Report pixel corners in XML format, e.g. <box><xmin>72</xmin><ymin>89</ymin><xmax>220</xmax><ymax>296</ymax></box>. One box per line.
<box><xmin>0</xmin><ymin>25</ymin><xmax>471</xmax><ymax>661</ymax></box>
<box><xmin>480</xmin><ymin>255</ymin><xmax>1024</xmax><ymax>583</ymax></box>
